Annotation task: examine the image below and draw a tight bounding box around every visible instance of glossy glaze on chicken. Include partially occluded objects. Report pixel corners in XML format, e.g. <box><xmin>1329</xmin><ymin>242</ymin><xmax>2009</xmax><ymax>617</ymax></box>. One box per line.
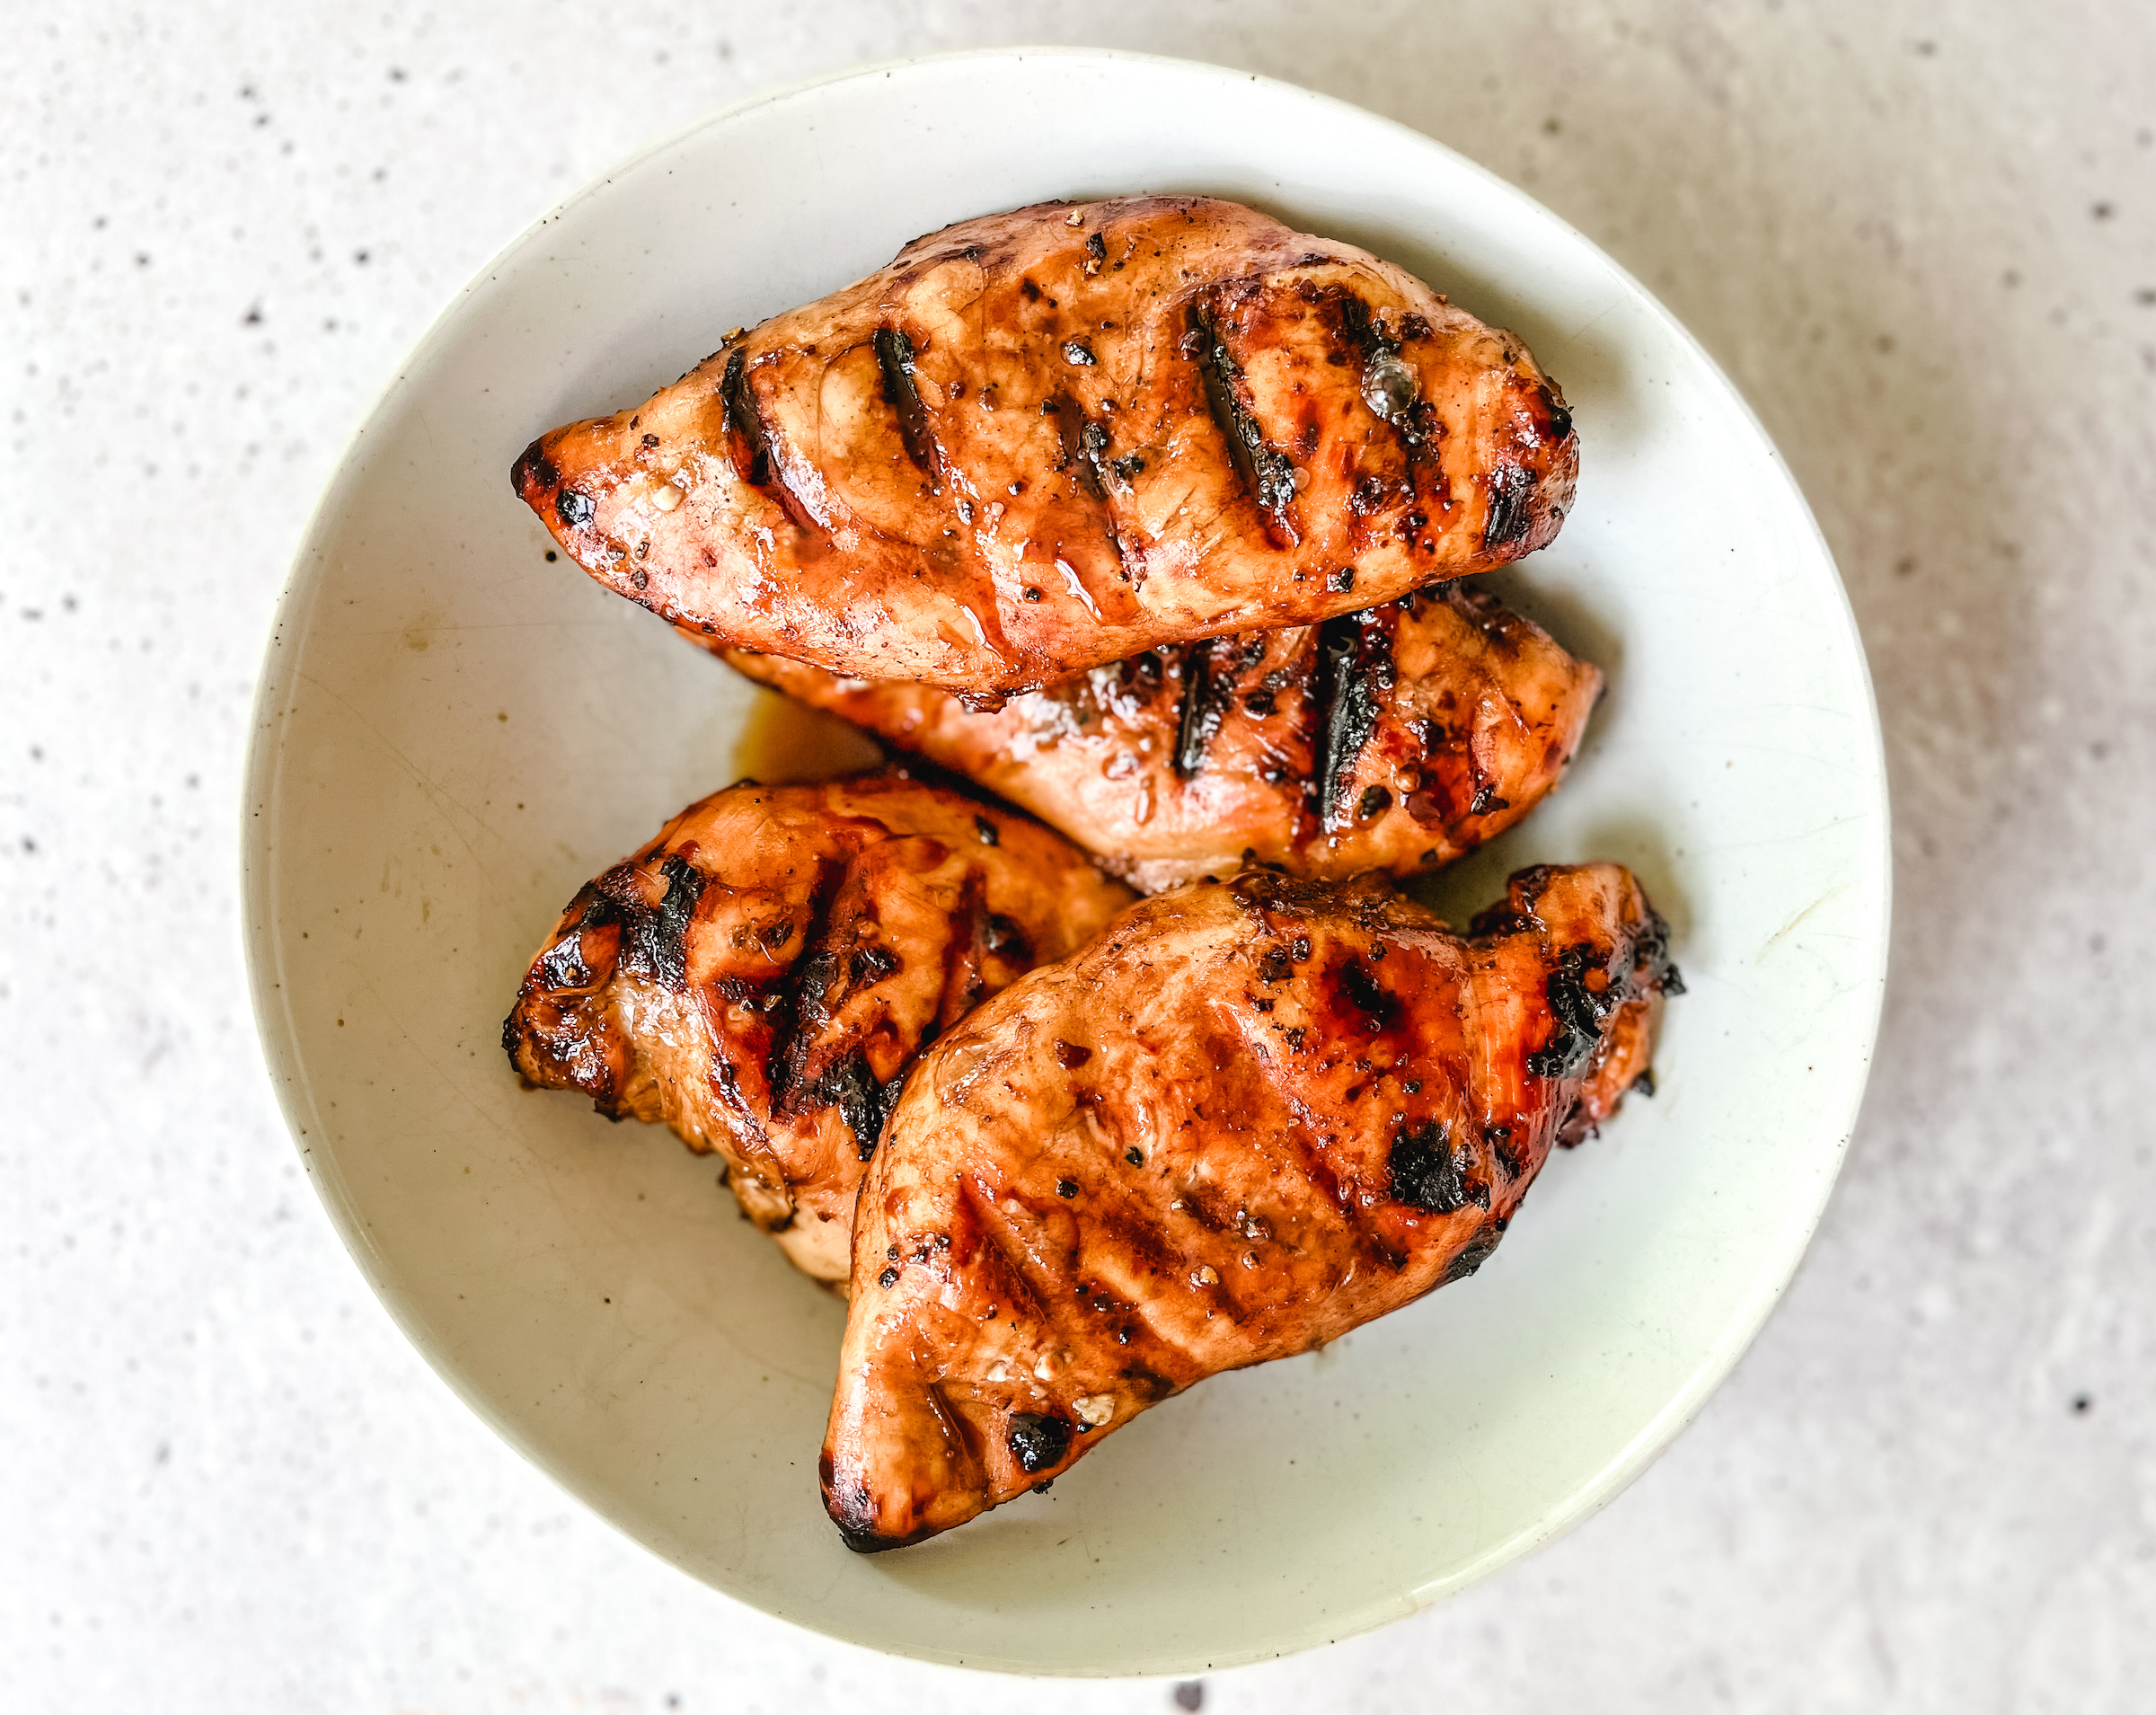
<box><xmin>514</xmin><ymin>195</ymin><xmax>1577</xmax><ymax>691</ymax></box>
<box><xmin>820</xmin><ymin>862</ymin><xmax>1677</xmax><ymax>1548</ymax></box>
<box><xmin>727</xmin><ymin>583</ymin><xmax>1601</xmax><ymax>892</ymax></box>
<box><xmin>501</xmin><ymin>774</ymin><xmax>1134</xmax><ymax>1281</ymax></box>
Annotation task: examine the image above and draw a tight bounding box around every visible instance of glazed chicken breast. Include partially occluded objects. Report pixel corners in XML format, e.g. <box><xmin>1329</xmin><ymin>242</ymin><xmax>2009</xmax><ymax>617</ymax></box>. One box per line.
<box><xmin>821</xmin><ymin>862</ymin><xmax>1678</xmax><ymax>1549</ymax></box>
<box><xmin>514</xmin><ymin>195</ymin><xmax>1577</xmax><ymax>692</ymax></box>
<box><xmin>727</xmin><ymin>583</ymin><xmax>1601</xmax><ymax>893</ymax></box>
<box><xmin>502</xmin><ymin>773</ymin><xmax>1135</xmax><ymax>1281</ymax></box>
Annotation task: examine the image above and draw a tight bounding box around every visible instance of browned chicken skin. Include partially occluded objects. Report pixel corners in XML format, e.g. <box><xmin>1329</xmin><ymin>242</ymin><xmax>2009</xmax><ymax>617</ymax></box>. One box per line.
<box><xmin>727</xmin><ymin>584</ymin><xmax>1601</xmax><ymax>892</ymax></box>
<box><xmin>821</xmin><ymin>863</ymin><xmax>1677</xmax><ymax>1549</ymax></box>
<box><xmin>514</xmin><ymin>196</ymin><xmax>1577</xmax><ymax>692</ymax></box>
<box><xmin>501</xmin><ymin>774</ymin><xmax>1135</xmax><ymax>1281</ymax></box>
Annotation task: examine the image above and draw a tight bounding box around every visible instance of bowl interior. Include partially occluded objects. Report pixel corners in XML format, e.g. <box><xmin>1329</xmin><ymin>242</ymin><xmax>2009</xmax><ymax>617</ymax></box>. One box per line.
<box><xmin>243</xmin><ymin>49</ymin><xmax>1887</xmax><ymax>1675</ymax></box>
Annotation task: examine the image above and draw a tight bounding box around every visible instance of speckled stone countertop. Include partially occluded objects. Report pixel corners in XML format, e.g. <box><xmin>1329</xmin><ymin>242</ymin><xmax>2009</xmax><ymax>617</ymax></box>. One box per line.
<box><xmin>5</xmin><ymin>4</ymin><xmax>2152</xmax><ymax>1711</ymax></box>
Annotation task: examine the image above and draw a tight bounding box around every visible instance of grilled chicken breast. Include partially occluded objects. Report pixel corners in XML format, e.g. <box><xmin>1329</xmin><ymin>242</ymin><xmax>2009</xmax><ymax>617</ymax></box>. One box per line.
<box><xmin>502</xmin><ymin>773</ymin><xmax>1135</xmax><ymax>1281</ymax></box>
<box><xmin>514</xmin><ymin>195</ymin><xmax>1577</xmax><ymax>692</ymax></box>
<box><xmin>821</xmin><ymin>862</ymin><xmax>1677</xmax><ymax>1548</ymax></box>
<box><xmin>727</xmin><ymin>584</ymin><xmax>1601</xmax><ymax>893</ymax></box>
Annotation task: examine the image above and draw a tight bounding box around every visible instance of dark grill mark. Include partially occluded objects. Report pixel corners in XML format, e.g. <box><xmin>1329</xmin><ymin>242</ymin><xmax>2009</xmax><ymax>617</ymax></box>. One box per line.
<box><xmin>974</xmin><ymin>815</ymin><xmax>999</xmax><ymax>846</ymax></box>
<box><xmin>1007</xmin><ymin>1411</ymin><xmax>1072</xmax><ymax>1474</ymax></box>
<box><xmin>556</xmin><ymin>488</ymin><xmax>593</xmax><ymax>528</ymax></box>
<box><xmin>1310</xmin><ymin>608</ymin><xmax>1397</xmax><ymax>829</ymax></box>
<box><xmin>1062</xmin><ymin>339</ymin><xmax>1097</xmax><ymax>366</ymax></box>
<box><xmin>847</xmin><ymin>942</ymin><xmax>900</xmax><ymax>987</ymax></box>
<box><xmin>1056</xmin><ymin>1040</ymin><xmax>1092</xmax><ymax>1068</ymax></box>
<box><xmin>1482</xmin><ymin>464</ymin><xmax>1537</xmax><ymax>552</ymax></box>
<box><xmin>534</xmin><ymin>932</ymin><xmax>593</xmax><ymax>993</ymax></box>
<box><xmin>1338</xmin><ymin>959</ymin><xmax>1396</xmax><ymax>1029</ymax></box>
<box><xmin>813</xmin><ymin>1049</ymin><xmax>897</xmax><ymax>1161</ymax></box>
<box><xmin>873</xmin><ymin>325</ymin><xmax>944</xmax><ymax>492</ymax></box>
<box><xmin>983</xmin><ymin>914</ymin><xmax>1030</xmax><ymax>962</ymax></box>
<box><xmin>1317</xmin><ymin>291</ymin><xmax>1418</xmax><ymax>426</ymax></box>
<box><xmin>1047</xmin><ymin>394</ymin><xmax>1109</xmax><ymax>500</ymax></box>
<box><xmin>1189</xmin><ymin>305</ymin><xmax>1300</xmax><ymax>545</ymax></box>
<box><xmin>761</xmin><ymin>856</ymin><xmax>845</xmax><ymax>1096</ymax></box>
<box><xmin>1173</xmin><ymin>640</ymin><xmax>1236</xmax><ymax>779</ymax></box>
<box><xmin>722</xmin><ymin>349</ymin><xmax>823</xmax><ymax>535</ymax></box>
<box><xmin>623</xmin><ymin>853</ymin><xmax>704</xmax><ymax>987</ymax></box>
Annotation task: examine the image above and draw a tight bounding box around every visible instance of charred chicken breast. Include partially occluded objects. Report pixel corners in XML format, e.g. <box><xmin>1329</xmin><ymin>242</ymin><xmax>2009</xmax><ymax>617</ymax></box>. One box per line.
<box><xmin>515</xmin><ymin>196</ymin><xmax>1577</xmax><ymax>692</ymax></box>
<box><xmin>502</xmin><ymin>774</ymin><xmax>1135</xmax><ymax>1281</ymax></box>
<box><xmin>821</xmin><ymin>862</ymin><xmax>1677</xmax><ymax>1548</ymax></box>
<box><xmin>728</xmin><ymin>584</ymin><xmax>1601</xmax><ymax>892</ymax></box>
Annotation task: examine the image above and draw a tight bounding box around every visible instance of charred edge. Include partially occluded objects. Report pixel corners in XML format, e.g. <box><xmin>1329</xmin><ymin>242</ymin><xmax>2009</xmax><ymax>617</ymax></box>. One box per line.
<box><xmin>1525</xmin><ymin>945</ymin><xmax>1614</xmax><ymax>1079</ymax></box>
<box><xmin>1442</xmin><ymin>1224</ymin><xmax>1504</xmax><ymax>1283</ymax></box>
<box><xmin>1173</xmin><ymin>639</ymin><xmax>1233</xmax><ymax>779</ymax></box>
<box><xmin>722</xmin><ymin>349</ymin><xmax>820</xmax><ymax>533</ymax></box>
<box><xmin>823</xmin><ymin>1461</ymin><xmax>924</xmax><ymax>1552</ymax></box>
<box><xmin>1635</xmin><ymin>907</ymin><xmax>1685</xmax><ymax>995</ymax></box>
<box><xmin>1542</xmin><ymin>390</ymin><xmax>1574</xmax><ymax>447</ymax></box>
<box><xmin>874</xmin><ymin>325</ymin><xmax>944</xmax><ymax>492</ymax></box>
<box><xmin>510</xmin><ymin>438</ymin><xmax>559</xmax><ymax>500</ymax></box>
<box><xmin>1007</xmin><ymin>1411</ymin><xmax>1073</xmax><ymax>1475</ymax></box>
<box><xmin>1188</xmin><ymin>304</ymin><xmax>1299</xmax><ymax>544</ymax></box>
<box><xmin>1389</xmin><ymin>1118</ymin><xmax>1487</xmax><ymax>1214</ymax></box>
<box><xmin>1482</xmin><ymin>464</ymin><xmax>1538</xmax><ymax>553</ymax></box>
<box><xmin>813</xmin><ymin>1048</ymin><xmax>897</xmax><ymax>1162</ymax></box>
<box><xmin>1310</xmin><ymin>610</ymin><xmax>1397</xmax><ymax>829</ymax></box>
<box><xmin>1484</xmin><ymin>1122</ymin><xmax>1530</xmax><ymax>1178</ymax></box>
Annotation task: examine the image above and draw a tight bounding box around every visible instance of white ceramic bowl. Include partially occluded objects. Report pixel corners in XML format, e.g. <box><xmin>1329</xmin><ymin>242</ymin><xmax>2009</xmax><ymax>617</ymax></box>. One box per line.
<box><xmin>243</xmin><ymin>49</ymin><xmax>1889</xmax><ymax>1675</ymax></box>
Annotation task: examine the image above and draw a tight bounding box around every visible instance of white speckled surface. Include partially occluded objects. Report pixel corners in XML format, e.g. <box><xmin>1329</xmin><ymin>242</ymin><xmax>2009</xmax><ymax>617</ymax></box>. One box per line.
<box><xmin>4</xmin><ymin>4</ymin><xmax>2152</xmax><ymax>1711</ymax></box>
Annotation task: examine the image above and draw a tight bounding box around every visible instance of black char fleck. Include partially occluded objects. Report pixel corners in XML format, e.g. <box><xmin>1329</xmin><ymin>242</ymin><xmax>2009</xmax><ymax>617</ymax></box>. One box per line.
<box><xmin>1390</xmin><ymin>1119</ymin><xmax>1472</xmax><ymax>1214</ymax></box>
<box><xmin>1008</xmin><ymin>1411</ymin><xmax>1073</xmax><ymax>1474</ymax></box>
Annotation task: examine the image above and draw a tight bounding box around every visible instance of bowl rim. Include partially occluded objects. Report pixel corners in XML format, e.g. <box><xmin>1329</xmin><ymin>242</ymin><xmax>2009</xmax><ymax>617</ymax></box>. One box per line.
<box><xmin>241</xmin><ymin>42</ymin><xmax>1892</xmax><ymax>1674</ymax></box>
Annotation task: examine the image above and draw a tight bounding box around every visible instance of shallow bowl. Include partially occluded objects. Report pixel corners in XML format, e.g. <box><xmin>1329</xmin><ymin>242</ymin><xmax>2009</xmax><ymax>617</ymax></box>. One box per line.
<box><xmin>243</xmin><ymin>48</ymin><xmax>1889</xmax><ymax>1675</ymax></box>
